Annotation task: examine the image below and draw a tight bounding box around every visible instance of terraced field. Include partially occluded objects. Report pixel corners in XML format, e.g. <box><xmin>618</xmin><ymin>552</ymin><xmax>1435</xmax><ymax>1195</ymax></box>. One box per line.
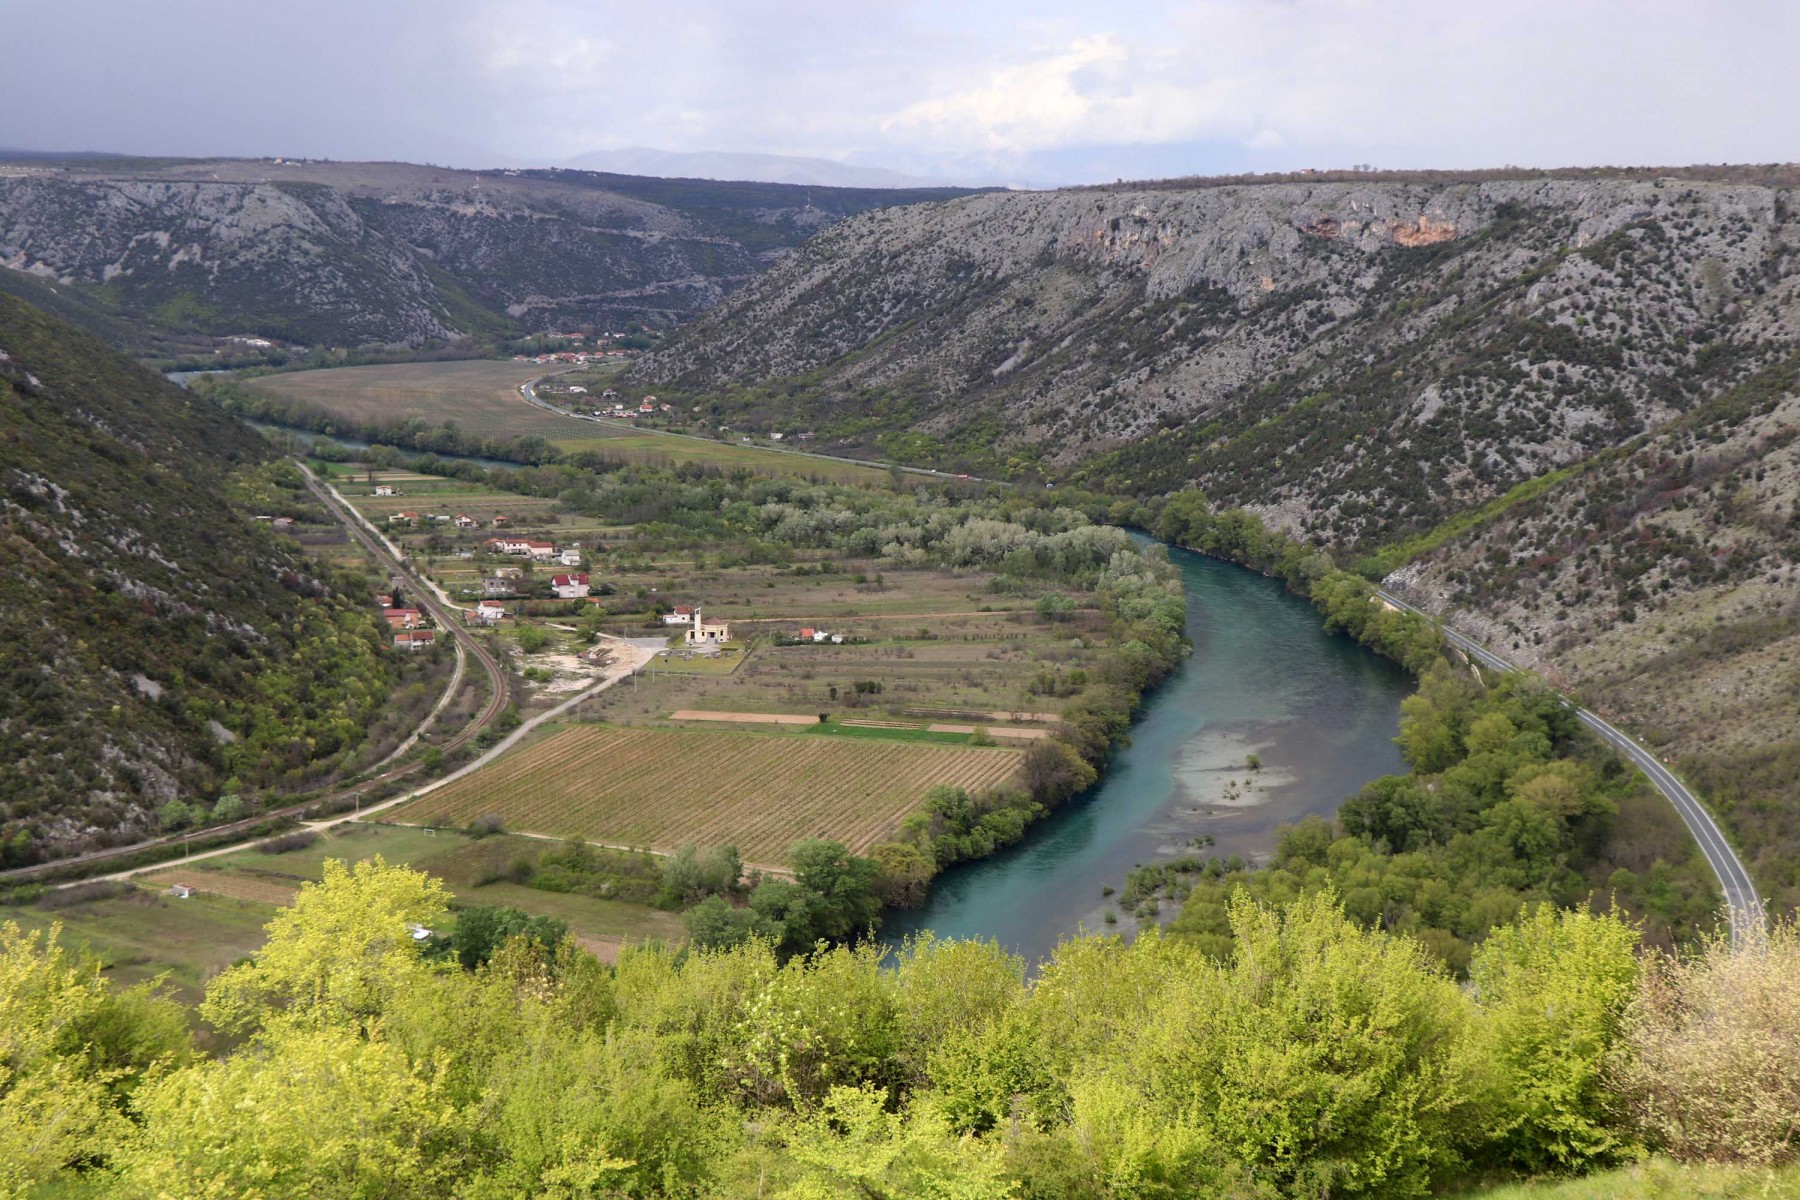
<box><xmin>389</xmin><ymin>725</ymin><xmax>1024</xmax><ymax>862</ymax></box>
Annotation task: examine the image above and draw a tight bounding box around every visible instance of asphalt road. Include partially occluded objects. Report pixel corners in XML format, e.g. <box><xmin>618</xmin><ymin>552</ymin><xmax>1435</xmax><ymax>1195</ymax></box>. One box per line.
<box><xmin>1377</xmin><ymin>588</ymin><xmax>1765</xmax><ymax>943</ymax></box>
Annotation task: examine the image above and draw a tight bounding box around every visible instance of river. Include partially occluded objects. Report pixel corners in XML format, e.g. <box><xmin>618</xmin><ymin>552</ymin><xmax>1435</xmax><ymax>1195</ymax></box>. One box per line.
<box><xmin>882</xmin><ymin>545</ymin><xmax>1412</xmax><ymax>966</ymax></box>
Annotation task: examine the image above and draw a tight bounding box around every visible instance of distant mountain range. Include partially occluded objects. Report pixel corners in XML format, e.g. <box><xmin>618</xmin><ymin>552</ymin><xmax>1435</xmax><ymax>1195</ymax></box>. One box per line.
<box><xmin>555</xmin><ymin>146</ymin><xmax>969</xmax><ymax>189</ymax></box>
<box><xmin>0</xmin><ymin>155</ymin><xmax>981</xmax><ymax>356</ymax></box>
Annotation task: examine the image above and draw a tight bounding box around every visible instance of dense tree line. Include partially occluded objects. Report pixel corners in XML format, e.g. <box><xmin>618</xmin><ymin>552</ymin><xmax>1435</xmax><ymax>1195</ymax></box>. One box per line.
<box><xmin>1143</xmin><ymin>488</ymin><xmax>1443</xmax><ymax>672</ymax></box>
<box><xmin>5</xmin><ymin>861</ymin><xmax>1796</xmax><ymax>1197</ymax></box>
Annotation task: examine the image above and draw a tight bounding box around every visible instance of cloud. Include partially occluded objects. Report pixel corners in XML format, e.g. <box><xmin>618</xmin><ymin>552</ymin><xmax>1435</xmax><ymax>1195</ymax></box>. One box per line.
<box><xmin>1</xmin><ymin>0</ymin><xmax>1795</xmax><ymax>185</ymax></box>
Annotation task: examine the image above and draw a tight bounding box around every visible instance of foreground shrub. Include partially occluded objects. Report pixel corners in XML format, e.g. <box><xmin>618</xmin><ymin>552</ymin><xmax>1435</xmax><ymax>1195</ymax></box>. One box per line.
<box><xmin>1610</xmin><ymin>922</ymin><xmax>1800</xmax><ymax>1166</ymax></box>
<box><xmin>1059</xmin><ymin>892</ymin><xmax>1474</xmax><ymax>1199</ymax></box>
<box><xmin>1465</xmin><ymin>905</ymin><xmax>1642</xmax><ymax>1174</ymax></box>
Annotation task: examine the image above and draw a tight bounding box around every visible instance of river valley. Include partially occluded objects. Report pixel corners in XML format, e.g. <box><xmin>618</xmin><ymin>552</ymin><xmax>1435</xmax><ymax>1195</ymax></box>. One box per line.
<box><xmin>883</xmin><ymin>545</ymin><xmax>1413</xmax><ymax>966</ymax></box>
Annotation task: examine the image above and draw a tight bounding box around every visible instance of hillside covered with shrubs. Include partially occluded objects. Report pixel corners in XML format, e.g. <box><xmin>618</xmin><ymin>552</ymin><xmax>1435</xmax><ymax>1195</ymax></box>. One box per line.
<box><xmin>0</xmin><ymin>297</ymin><xmax>402</xmax><ymax>866</ymax></box>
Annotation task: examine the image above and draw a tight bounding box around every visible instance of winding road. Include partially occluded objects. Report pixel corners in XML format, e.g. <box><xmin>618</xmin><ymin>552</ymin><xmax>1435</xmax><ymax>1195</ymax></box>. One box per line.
<box><xmin>1378</xmin><ymin>588</ymin><xmax>1766</xmax><ymax>943</ymax></box>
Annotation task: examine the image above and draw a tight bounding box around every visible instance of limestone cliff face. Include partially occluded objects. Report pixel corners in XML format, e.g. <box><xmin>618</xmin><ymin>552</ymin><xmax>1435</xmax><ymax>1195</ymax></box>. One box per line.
<box><xmin>634</xmin><ymin>175</ymin><xmax>1799</xmax><ymax>550</ymax></box>
<box><xmin>0</xmin><ymin>177</ymin><xmax>455</xmax><ymax>346</ymax></box>
<box><xmin>0</xmin><ymin>158</ymin><xmax>977</xmax><ymax>351</ymax></box>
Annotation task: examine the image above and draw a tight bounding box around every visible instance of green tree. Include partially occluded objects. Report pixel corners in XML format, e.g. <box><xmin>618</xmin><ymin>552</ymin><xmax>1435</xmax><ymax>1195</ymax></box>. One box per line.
<box><xmin>202</xmin><ymin>856</ymin><xmax>449</xmax><ymax>1033</ymax></box>
<box><xmin>155</xmin><ymin>799</ymin><xmax>194</xmax><ymax>830</ymax></box>
<box><xmin>449</xmin><ymin>905</ymin><xmax>568</xmax><ymax>971</ymax></box>
<box><xmin>119</xmin><ymin>1023</ymin><xmax>467</xmax><ymax>1199</ymax></box>
<box><xmin>1465</xmin><ymin>905</ymin><xmax>1642</xmax><ymax>1174</ymax></box>
<box><xmin>788</xmin><ymin>839</ymin><xmax>882</xmax><ymax>945</ymax></box>
<box><xmin>658</xmin><ymin>842</ymin><xmax>743</xmax><ymax>908</ymax></box>
<box><xmin>0</xmin><ymin>923</ymin><xmax>132</xmax><ymax>1195</ymax></box>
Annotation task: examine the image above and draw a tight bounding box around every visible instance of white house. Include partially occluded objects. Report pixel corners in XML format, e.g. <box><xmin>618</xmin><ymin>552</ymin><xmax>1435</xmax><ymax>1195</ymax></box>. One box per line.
<box><xmin>662</xmin><ymin>604</ymin><xmax>695</xmax><ymax>626</ymax></box>
<box><xmin>474</xmin><ymin>600</ymin><xmax>508</xmax><ymax>624</ymax></box>
<box><xmin>558</xmin><ymin>547</ymin><xmax>582</xmax><ymax>567</ymax></box>
<box><xmin>488</xmin><ymin>537</ymin><xmax>556</xmax><ymax>560</ymax></box>
<box><xmin>373</xmin><ymin>484</ymin><xmax>397</xmax><ymax>497</ymax></box>
<box><xmin>453</xmin><ymin>513</ymin><xmax>479</xmax><ymax>530</ymax></box>
<box><xmin>550</xmin><ymin>573</ymin><xmax>590</xmax><ymax>600</ymax></box>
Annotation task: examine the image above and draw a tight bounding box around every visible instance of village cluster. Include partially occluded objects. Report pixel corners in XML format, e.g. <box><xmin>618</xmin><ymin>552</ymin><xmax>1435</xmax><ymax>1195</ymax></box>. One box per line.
<box><xmin>549</xmin><ymin>385</ymin><xmax>678</xmax><ymax>421</ymax></box>
<box><xmin>359</xmin><ymin>481</ymin><xmax>850</xmax><ymax>669</ymax></box>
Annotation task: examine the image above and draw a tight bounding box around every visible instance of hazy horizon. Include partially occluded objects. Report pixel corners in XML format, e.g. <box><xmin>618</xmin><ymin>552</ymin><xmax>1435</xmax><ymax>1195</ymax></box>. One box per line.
<box><xmin>4</xmin><ymin>1</ymin><xmax>1796</xmax><ymax>189</ymax></box>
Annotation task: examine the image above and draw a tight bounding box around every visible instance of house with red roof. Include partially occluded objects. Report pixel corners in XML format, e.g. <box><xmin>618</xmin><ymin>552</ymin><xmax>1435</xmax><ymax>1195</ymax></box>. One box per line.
<box><xmin>550</xmin><ymin>573</ymin><xmax>590</xmax><ymax>599</ymax></box>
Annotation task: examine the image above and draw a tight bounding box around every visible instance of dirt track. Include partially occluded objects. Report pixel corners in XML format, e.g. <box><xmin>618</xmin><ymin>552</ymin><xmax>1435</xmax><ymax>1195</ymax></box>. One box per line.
<box><xmin>668</xmin><ymin>709</ymin><xmax>820</xmax><ymax>725</ymax></box>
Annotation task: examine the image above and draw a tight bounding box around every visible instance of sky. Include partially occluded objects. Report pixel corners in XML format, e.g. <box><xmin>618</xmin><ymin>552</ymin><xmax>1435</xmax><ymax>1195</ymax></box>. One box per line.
<box><xmin>2</xmin><ymin>0</ymin><xmax>1795</xmax><ymax>187</ymax></box>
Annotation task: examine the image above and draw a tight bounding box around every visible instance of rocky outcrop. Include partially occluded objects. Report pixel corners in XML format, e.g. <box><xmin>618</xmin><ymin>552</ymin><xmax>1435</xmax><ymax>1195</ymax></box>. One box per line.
<box><xmin>0</xmin><ymin>158</ymin><xmax>977</xmax><ymax>351</ymax></box>
<box><xmin>633</xmin><ymin>175</ymin><xmax>1800</xmax><ymax>550</ymax></box>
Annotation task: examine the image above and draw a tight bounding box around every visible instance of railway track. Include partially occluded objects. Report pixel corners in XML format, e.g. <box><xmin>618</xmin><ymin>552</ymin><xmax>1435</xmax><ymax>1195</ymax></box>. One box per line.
<box><xmin>0</xmin><ymin>467</ymin><xmax>511</xmax><ymax>887</ymax></box>
<box><xmin>303</xmin><ymin>465</ymin><xmax>511</xmax><ymax>747</ymax></box>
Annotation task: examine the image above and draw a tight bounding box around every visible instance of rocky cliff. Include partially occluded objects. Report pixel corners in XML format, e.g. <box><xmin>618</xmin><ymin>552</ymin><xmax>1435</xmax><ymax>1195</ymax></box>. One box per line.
<box><xmin>634</xmin><ymin>171</ymin><xmax>1800</xmax><ymax>551</ymax></box>
<box><xmin>0</xmin><ymin>157</ymin><xmax>976</xmax><ymax>354</ymax></box>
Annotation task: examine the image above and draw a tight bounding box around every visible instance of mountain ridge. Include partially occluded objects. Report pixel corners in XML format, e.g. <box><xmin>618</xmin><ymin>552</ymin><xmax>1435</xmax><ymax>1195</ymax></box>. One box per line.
<box><xmin>630</xmin><ymin>172</ymin><xmax>1798</xmax><ymax>549</ymax></box>
<box><xmin>0</xmin><ymin>156</ymin><xmax>982</xmax><ymax>356</ymax></box>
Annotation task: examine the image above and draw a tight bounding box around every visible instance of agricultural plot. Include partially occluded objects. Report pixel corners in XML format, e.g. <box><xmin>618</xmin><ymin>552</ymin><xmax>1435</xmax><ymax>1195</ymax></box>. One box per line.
<box><xmin>252</xmin><ymin>360</ymin><xmax>892</xmax><ymax>483</ymax></box>
<box><xmin>389</xmin><ymin>725</ymin><xmax>1024</xmax><ymax>862</ymax></box>
<box><xmin>249</xmin><ymin>360</ymin><xmax>570</xmax><ymax>441</ymax></box>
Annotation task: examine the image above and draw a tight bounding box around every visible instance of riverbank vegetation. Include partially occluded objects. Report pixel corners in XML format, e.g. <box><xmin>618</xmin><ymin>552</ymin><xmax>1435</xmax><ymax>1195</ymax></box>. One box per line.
<box><xmin>1145</xmin><ymin>487</ymin><xmax>1444</xmax><ymax>672</ymax></box>
<box><xmin>1146</xmin><ymin>661</ymin><xmax>1718</xmax><ymax>964</ymax></box>
<box><xmin>6</xmin><ymin>862</ymin><xmax>1797</xmax><ymax>1198</ymax></box>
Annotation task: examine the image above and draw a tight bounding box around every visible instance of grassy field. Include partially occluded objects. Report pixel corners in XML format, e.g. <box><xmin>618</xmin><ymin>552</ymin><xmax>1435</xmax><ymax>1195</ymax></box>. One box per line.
<box><xmin>388</xmin><ymin>724</ymin><xmax>1025</xmax><ymax>862</ymax></box>
<box><xmin>307</xmin><ymin>458</ymin><xmax>1099</xmax><ymax>723</ymax></box>
<box><xmin>250</xmin><ymin>360</ymin><xmax>575</xmax><ymax>441</ymax></box>
<box><xmin>2</xmin><ymin>824</ymin><xmax>687</xmax><ymax>1008</ymax></box>
<box><xmin>249</xmin><ymin>359</ymin><xmax>893</xmax><ymax>483</ymax></box>
<box><xmin>597</xmin><ymin>606</ymin><xmax>1092</xmax><ymax>726</ymax></box>
<box><xmin>4</xmin><ymin>888</ymin><xmax>273</xmax><ymax>1008</ymax></box>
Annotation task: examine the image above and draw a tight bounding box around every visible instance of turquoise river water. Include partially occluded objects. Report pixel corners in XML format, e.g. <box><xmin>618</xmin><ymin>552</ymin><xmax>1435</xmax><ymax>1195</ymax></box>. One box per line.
<box><xmin>883</xmin><ymin>545</ymin><xmax>1413</xmax><ymax>966</ymax></box>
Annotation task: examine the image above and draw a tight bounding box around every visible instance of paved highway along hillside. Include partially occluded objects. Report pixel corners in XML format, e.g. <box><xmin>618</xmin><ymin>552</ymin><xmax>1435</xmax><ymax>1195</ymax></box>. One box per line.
<box><xmin>1378</xmin><ymin>589</ymin><xmax>1767</xmax><ymax>943</ymax></box>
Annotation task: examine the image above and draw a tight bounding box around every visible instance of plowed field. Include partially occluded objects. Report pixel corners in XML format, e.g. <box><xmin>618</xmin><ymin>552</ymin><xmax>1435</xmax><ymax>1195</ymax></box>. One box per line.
<box><xmin>389</xmin><ymin>725</ymin><xmax>1023</xmax><ymax>861</ymax></box>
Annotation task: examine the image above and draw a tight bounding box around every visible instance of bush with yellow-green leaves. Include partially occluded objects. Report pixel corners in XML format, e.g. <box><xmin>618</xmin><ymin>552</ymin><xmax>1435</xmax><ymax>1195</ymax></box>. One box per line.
<box><xmin>3</xmin><ymin>859</ymin><xmax>1797</xmax><ymax>1199</ymax></box>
